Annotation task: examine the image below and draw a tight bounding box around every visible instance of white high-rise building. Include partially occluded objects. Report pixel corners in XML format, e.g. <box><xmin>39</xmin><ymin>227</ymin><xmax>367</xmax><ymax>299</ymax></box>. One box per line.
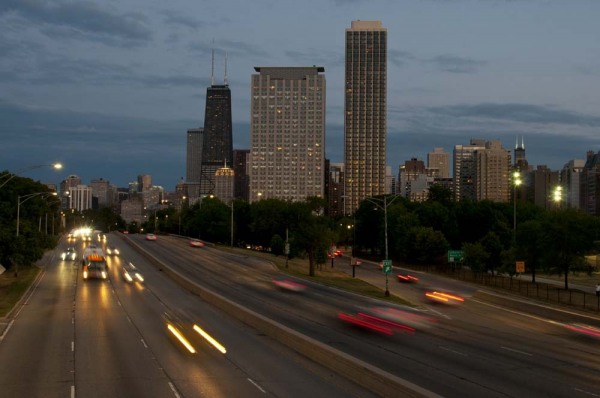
<box><xmin>249</xmin><ymin>66</ymin><xmax>325</xmax><ymax>202</ymax></box>
<box><xmin>343</xmin><ymin>20</ymin><xmax>387</xmax><ymax>214</ymax></box>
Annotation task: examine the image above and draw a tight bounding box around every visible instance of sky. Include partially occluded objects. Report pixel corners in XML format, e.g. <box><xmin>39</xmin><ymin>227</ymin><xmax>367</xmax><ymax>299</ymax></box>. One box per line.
<box><xmin>2</xmin><ymin>0</ymin><xmax>600</xmax><ymax>190</ymax></box>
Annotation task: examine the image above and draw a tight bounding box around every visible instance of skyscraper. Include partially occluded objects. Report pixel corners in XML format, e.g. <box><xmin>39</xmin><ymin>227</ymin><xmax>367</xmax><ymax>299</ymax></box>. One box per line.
<box><xmin>343</xmin><ymin>20</ymin><xmax>387</xmax><ymax>215</ymax></box>
<box><xmin>200</xmin><ymin>71</ymin><xmax>233</xmax><ymax>196</ymax></box>
<box><xmin>186</xmin><ymin>127</ymin><xmax>203</xmax><ymax>200</ymax></box>
<box><xmin>454</xmin><ymin>139</ymin><xmax>511</xmax><ymax>202</ymax></box>
<box><xmin>454</xmin><ymin>140</ymin><xmax>486</xmax><ymax>201</ymax></box>
<box><xmin>249</xmin><ymin>66</ymin><xmax>326</xmax><ymax>202</ymax></box>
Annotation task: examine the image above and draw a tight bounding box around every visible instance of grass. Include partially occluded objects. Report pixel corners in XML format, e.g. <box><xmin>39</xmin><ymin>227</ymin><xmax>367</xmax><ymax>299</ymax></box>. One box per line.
<box><xmin>218</xmin><ymin>245</ymin><xmax>412</xmax><ymax>306</ymax></box>
<box><xmin>0</xmin><ymin>267</ymin><xmax>40</xmax><ymax>318</ymax></box>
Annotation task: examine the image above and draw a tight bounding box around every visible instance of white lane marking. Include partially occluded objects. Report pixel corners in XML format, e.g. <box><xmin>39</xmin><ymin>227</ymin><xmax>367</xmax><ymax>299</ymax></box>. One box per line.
<box><xmin>423</xmin><ymin>305</ymin><xmax>452</xmax><ymax>320</ymax></box>
<box><xmin>0</xmin><ymin>320</ymin><xmax>15</xmax><ymax>342</ymax></box>
<box><xmin>439</xmin><ymin>345</ymin><xmax>468</xmax><ymax>357</ymax></box>
<box><xmin>168</xmin><ymin>381</ymin><xmax>181</xmax><ymax>398</ymax></box>
<box><xmin>471</xmin><ymin>298</ymin><xmax>566</xmax><ymax>326</ymax></box>
<box><xmin>574</xmin><ymin>387</ymin><xmax>600</xmax><ymax>397</ymax></box>
<box><xmin>501</xmin><ymin>346</ymin><xmax>533</xmax><ymax>357</ymax></box>
<box><xmin>71</xmin><ymin>385</ymin><xmax>75</xmax><ymax>398</ymax></box>
<box><xmin>248</xmin><ymin>378</ymin><xmax>266</xmax><ymax>393</ymax></box>
<box><xmin>141</xmin><ymin>339</ymin><xmax>148</xmax><ymax>348</ymax></box>
<box><xmin>71</xmin><ymin>341</ymin><xmax>75</xmax><ymax>352</ymax></box>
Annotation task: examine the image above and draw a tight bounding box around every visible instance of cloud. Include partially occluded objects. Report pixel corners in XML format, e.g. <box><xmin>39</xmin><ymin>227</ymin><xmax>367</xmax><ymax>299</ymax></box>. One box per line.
<box><xmin>428</xmin><ymin>103</ymin><xmax>600</xmax><ymax>127</ymax></box>
<box><xmin>162</xmin><ymin>10</ymin><xmax>204</xmax><ymax>30</ymax></box>
<box><xmin>425</xmin><ymin>54</ymin><xmax>487</xmax><ymax>74</ymax></box>
<box><xmin>0</xmin><ymin>0</ymin><xmax>152</xmax><ymax>46</ymax></box>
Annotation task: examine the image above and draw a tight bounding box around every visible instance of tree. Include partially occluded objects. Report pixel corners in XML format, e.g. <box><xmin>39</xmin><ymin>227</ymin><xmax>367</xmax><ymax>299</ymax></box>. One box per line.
<box><xmin>462</xmin><ymin>241</ymin><xmax>489</xmax><ymax>274</ymax></box>
<box><xmin>539</xmin><ymin>208</ymin><xmax>600</xmax><ymax>289</ymax></box>
<box><xmin>407</xmin><ymin>226</ymin><xmax>449</xmax><ymax>264</ymax></box>
<box><xmin>288</xmin><ymin>199</ymin><xmax>333</xmax><ymax>277</ymax></box>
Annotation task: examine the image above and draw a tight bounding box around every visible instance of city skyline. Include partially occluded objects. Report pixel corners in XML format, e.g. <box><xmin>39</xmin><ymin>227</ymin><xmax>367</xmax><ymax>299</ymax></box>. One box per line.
<box><xmin>2</xmin><ymin>0</ymin><xmax>599</xmax><ymax>188</ymax></box>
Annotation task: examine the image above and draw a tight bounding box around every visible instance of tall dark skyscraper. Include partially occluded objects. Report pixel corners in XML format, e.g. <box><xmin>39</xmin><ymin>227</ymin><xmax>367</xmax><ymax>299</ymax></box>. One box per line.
<box><xmin>200</xmin><ymin>53</ymin><xmax>233</xmax><ymax>195</ymax></box>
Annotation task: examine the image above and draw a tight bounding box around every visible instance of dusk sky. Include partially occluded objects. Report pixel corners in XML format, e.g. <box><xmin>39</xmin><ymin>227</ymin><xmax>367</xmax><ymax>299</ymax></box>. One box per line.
<box><xmin>2</xmin><ymin>0</ymin><xmax>600</xmax><ymax>189</ymax></box>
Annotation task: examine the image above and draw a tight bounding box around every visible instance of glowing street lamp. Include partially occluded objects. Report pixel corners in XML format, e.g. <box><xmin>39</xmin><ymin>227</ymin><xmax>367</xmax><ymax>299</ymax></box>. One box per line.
<box><xmin>1</xmin><ymin>163</ymin><xmax>63</xmax><ymax>189</ymax></box>
<box><xmin>552</xmin><ymin>186</ymin><xmax>563</xmax><ymax>207</ymax></box>
<box><xmin>513</xmin><ymin>171</ymin><xmax>522</xmax><ymax>233</ymax></box>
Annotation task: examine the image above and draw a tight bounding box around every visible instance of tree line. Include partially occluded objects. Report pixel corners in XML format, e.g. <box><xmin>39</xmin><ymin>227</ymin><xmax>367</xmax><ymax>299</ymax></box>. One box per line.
<box><xmin>2</xmin><ymin>173</ymin><xmax>599</xmax><ymax>289</ymax></box>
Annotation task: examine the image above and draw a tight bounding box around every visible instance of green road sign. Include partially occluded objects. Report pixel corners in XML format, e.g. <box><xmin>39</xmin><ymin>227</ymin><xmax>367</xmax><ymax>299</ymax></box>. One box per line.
<box><xmin>382</xmin><ymin>259</ymin><xmax>392</xmax><ymax>275</ymax></box>
<box><xmin>447</xmin><ymin>250</ymin><xmax>464</xmax><ymax>263</ymax></box>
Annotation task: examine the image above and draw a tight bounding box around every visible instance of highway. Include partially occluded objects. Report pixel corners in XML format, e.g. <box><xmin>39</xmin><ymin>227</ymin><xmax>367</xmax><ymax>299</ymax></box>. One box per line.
<box><xmin>0</xmin><ymin>235</ymin><xmax>372</xmax><ymax>398</ymax></box>
<box><xmin>126</xmin><ymin>233</ymin><xmax>600</xmax><ymax>398</ymax></box>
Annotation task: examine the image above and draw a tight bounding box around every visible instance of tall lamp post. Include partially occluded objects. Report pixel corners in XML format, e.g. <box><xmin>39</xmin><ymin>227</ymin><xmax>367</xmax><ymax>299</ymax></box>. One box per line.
<box><xmin>512</xmin><ymin>171</ymin><xmax>522</xmax><ymax>236</ymax></box>
<box><xmin>17</xmin><ymin>192</ymin><xmax>58</xmax><ymax>236</ymax></box>
<box><xmin>1</xmin><ymin>163</ymin><xmax>63</xmax><ymax>190</ymax></box>
<box><xmin>365</xmin><ymin>194</ymin><xmax>402</xmax><ymax>297</ymax></box>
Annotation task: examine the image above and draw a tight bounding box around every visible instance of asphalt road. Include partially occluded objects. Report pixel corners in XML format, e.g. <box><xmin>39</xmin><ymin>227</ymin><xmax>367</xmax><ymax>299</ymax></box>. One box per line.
<box><xmin>0</xmin><ymin>235</ymin><xmax>373</xmax><ymax>398</ymax></box>
<box><xmin>129</xmin><ymin>234</ymin><xmax>600</xmax><ymax>398</ymax></box>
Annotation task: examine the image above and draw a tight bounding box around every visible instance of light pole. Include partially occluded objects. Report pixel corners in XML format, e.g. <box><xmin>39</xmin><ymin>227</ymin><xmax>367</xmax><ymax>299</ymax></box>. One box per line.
<box><xmin>16</xmin><ymin>192</ymin><xmax>58</xmax><ymax>236</ymax></box>
<box><xmin>1</xmin><ymin>163</ymin><xmax>63</xmax><ymax>189</ymax></box>
<box><xmin>230</xmin><ymin>200</ymin><xmax>234</xmax><ymax>247</ymax></box>
<box><xmin>364</xmin><ymin>194</ymin><xmax>402</xmax><ymax>297</ymax></box>
<box><xmin>512</xmin><ymin>171</ymin><xmax>522</xmax><ymax>235</ymax></box>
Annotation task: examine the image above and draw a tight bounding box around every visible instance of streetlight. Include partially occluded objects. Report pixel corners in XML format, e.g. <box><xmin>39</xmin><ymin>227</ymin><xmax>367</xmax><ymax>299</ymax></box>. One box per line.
<box><xmin>512</xmin><ymin>170</ymin><xmax>522</xmax><ymax>234</ymax></box>
<box><xmin>230</xmin><ymin>200</ymin><xmax>234</xmax><ymax>247</ymax></box>
<box><xmin>1</xmin><ymin>163</ymin><xmax>63</xmax><ymax>189</ymax></box>
<box><xmin>16</xmin><ymin>192</ymin><xmax>58</xmax><ymax>236</ymax></box>
<box><xmin>364</xmin><ymin>194</ymin><xmax>402</xmax><ymax>297</ymax></box>
<box><xmin>178</xmin><ymin>195</ymin><xmax>186</xmax><ymax>235</ymax></box>
<box><xmin>552</xmin><ymin>186</ymin><xmax>562</xmax><ymax>208</ymax></box>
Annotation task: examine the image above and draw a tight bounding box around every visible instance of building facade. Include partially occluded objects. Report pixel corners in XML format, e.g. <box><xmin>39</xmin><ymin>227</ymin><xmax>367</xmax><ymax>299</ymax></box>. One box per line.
<box><xmin>68</xmin><ymin>184</ymin><xmax>93</xmax><ymax>212</ymax></box>
<box><xmin>186</xmin><ymin>127</ymin><xmax>204</xmax><ymax>201</ymax></box>
<box><xmin>249</xmin><ymin>66</ymin><xmax>326</xmax><ymax>202</ymax></box>
<box><xmin>343</xmin><ymin>20</ymin><xmax>387</xmax><ymax>215</ymax></box>
<box><xmin>214</xmin><ymin>165</ymin><xmax>235</xmax><ymax>203</ymax></box>
<box><xmin>427</xmin><ymin>147</ymin><xmax>450</xmax><ymax>179</ymax></box>
<box><xmin>453</xmin><ymin>140</ymin><xmax>486</xmax><ymax>201</ymax></box>
<box><xmin>200</xmin><ymin>84</ymin><xmax>233</xmax><ymax>196</ymax></box>
<box><xmin>560</xmin><ymin>159</ymin><xmax>584</xmax><ymax>210</ymax></box>
<box><xmin>233</xmin><ymin>149</ymin><xmax>250</xmax><ymax>201</ymax></box>
<box><xmin>475</xmin><ymin>140</ymin><xmax>512</xmax><ymax>203</ymax></box>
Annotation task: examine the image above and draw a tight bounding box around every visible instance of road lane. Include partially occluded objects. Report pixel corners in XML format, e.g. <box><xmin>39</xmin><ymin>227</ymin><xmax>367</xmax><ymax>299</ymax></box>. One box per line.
<box><xmin>128</xmin><ymin>233</ymin><xmax>600</xmax><ymax>398</ymax></box>
<box><xmin>1</xmin><ymin>238</ymin><xmax>374</xmax><ymax>398</ymax></box>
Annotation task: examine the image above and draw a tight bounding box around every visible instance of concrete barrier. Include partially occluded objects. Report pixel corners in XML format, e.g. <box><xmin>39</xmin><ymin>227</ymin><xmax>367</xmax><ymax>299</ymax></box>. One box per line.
<box><xmin>121</xmin><ymin>234</ymin><xmax>441</xmax><ymax>398</ymax></box>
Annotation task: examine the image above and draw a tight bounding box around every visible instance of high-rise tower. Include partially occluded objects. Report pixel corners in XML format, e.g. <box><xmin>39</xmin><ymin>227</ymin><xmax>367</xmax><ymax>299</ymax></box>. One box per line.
<box><xmin>249</xmin><ymin>66</ymin><xmax>326</xmax><ymax>202</ymax></box>
<box><xmin>343</xmin><ymin>20</ymin><xmax>387</xmax><ymax>215</ymax></box>
<box><xmin>200</xmin><ymin>50</ymin><xmax>233</xmax><ymax>196</ymax></box>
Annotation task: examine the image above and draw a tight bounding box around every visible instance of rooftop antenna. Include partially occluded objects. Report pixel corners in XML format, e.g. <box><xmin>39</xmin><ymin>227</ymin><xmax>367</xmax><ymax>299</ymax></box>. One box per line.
<box><xmin>224</xmin><ymin>51</ymin><xmax>228</xmax><ymax>85</ymax></box>
<box><xmin>521</xmin><ymin>136</ymin><xmax>525</xmax><ymax>150</ymax></box>
<box><xmin>211</xmin><ymin>38</ymin><xmax>215</xmax><ymax>86</ymax></box>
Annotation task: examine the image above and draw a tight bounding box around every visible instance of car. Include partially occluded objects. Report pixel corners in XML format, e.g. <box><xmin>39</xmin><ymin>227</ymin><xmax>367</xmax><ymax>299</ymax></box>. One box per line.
<box><xmin>272</xmin><ymin>279</ymin><xmax>307</xmax><ymax>292</ymax></box>
<box><xmin>334</xmin><ymin>249</ymin><xmax>343</xmax><ymax>257</ymax></box>
<box><xmin>189</xmin><ymin>239</ymin><xmax>205</xmax><ymax>248</ymax></box>
<box><xmin>106</xmin><ymin>246</ymin><xmax>120</xmax><ymax>256</ymax></box>
<box><xmin>145</xmin><ymin>233</ymin><xmax>157</xmax><ymax>241</ymax></box>
<box><xmin>424</xmin><ymin>288</ymin><xmax>465</xmax><ymax>305</ymax></box>
<box><xmin>397</xmin><ymin>273</ymin><xmax>419</xmax><ymax>283</ymax></box>
<box><xmin>60</xmin><ymin>247</ymin><xmax>77</xmax><ymax>261</ymax></box>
